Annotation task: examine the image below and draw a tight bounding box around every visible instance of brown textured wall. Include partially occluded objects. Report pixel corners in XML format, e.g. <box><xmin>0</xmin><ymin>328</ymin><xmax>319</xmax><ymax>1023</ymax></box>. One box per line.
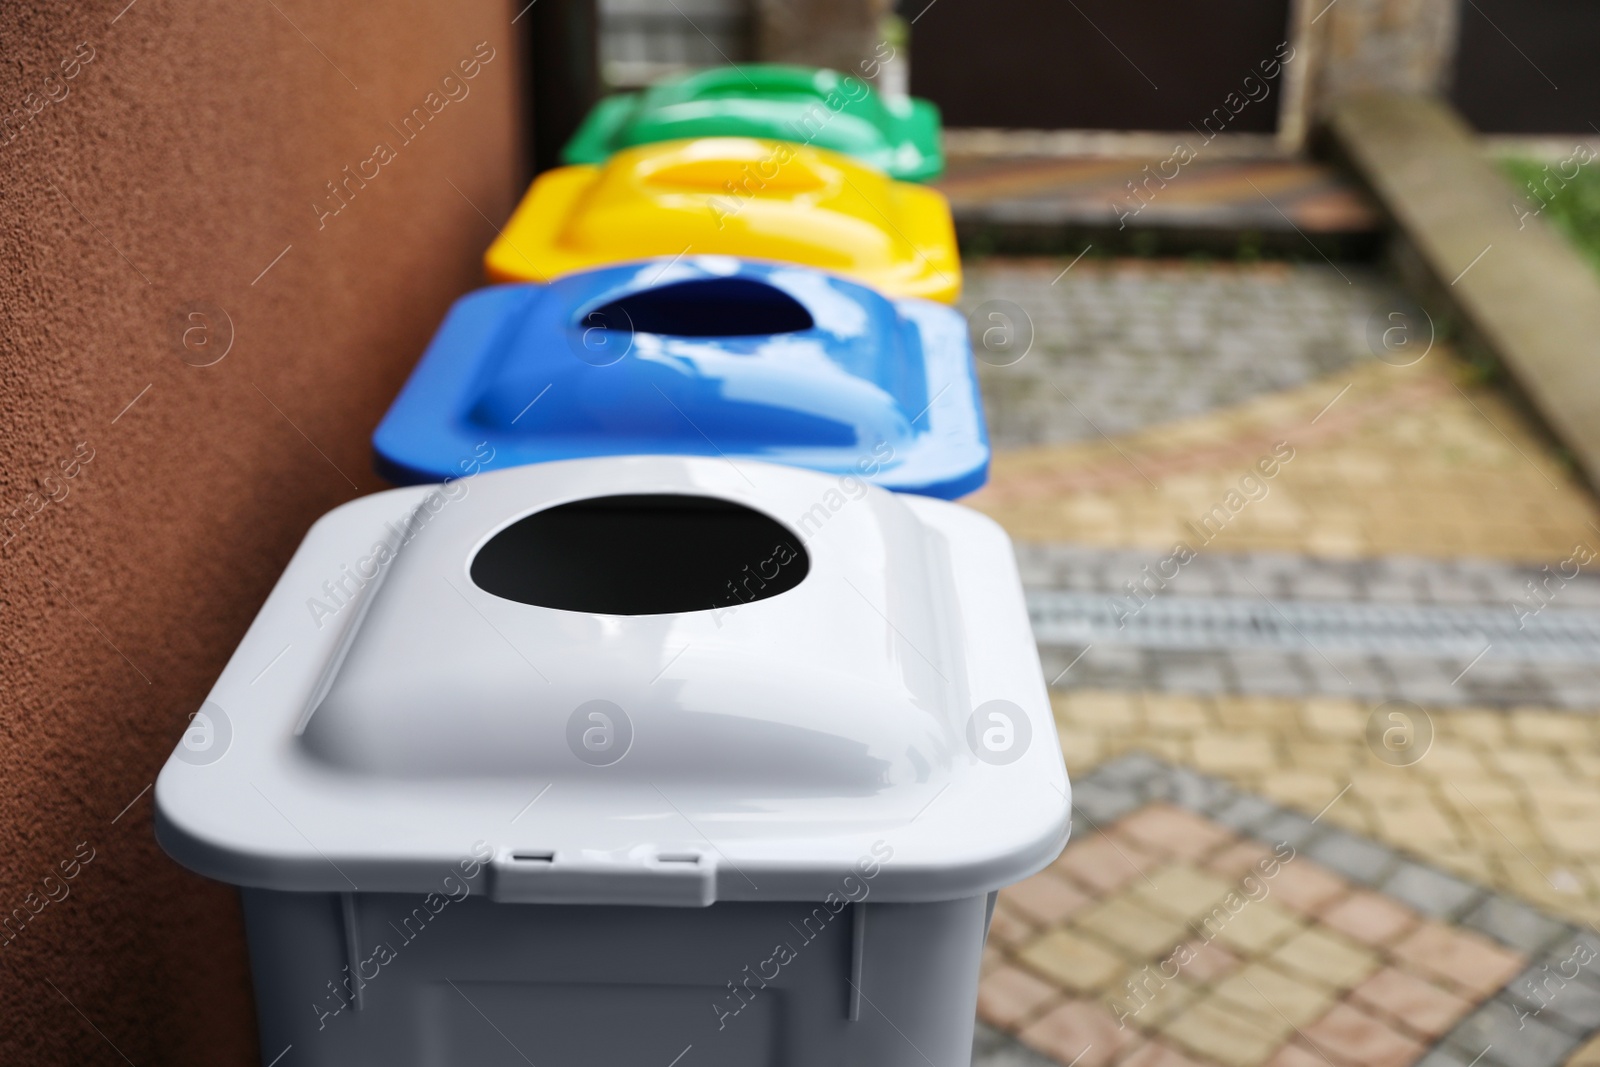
<box><xmin>0</xmin><ymin>0</ymin><xmax>524</xmax><ymax>1062</ymax></box>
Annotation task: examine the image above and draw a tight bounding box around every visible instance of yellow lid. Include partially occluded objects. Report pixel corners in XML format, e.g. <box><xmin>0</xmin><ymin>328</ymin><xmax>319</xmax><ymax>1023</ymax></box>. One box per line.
<box><xmin>484</xmin><ymin>137</ymin><xmax>961</xmax><ymax>303</ymax></box>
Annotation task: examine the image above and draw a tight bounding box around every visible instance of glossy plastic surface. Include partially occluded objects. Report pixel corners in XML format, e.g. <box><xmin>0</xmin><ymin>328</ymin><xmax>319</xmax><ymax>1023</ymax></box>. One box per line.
<box><xmin>483</xmin><ymin>138</ymin><xmax>961</xmax><ymax>303</ymax></box>
<box><xmin>561</xmin><ymin>64</ymin><xmax>945</xmax><ymax>182</ymax></box>
<box><xmin>372</xmin><ymin>258</ymin><xmax>988</xmax><ymax>498</ymax></box>
<box><xmin>154</xmin><ymin>457</ymin><xmax>1068</xmax><ymax>904</ymax></box>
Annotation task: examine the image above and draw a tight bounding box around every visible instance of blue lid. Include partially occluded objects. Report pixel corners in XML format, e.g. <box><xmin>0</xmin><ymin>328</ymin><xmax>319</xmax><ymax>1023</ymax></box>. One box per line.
<box><xmin>373</xmin><ymin>258</ymin><xmax>988</xmax><ymax>499</ymax></box>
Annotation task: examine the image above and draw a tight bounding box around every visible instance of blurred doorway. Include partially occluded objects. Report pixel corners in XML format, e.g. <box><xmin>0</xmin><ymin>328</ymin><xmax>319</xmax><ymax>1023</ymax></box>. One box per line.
<box><xmin>1450</xmin><ymin>0</ymin><xmax>1600</xmax><ymax>133</ymax></box>
<box><xmin>908</xmin><ymin>0</ymin><xmax>1293</xmax><ymax>132</ymax></box>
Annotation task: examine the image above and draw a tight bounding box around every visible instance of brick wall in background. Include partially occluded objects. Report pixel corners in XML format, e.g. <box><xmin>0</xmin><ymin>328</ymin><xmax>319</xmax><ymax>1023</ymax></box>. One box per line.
<box><xmin>0</xmin><ymin>0</ymin><xmax>523</xmax><ymax>1062</ymax></box>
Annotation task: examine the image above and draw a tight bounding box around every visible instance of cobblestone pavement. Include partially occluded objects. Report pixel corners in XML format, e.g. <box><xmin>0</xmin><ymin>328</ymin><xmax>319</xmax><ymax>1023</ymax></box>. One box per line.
<box><xmin>962</xmin><ymin>261</ymin><xmax>1398</xmax><ymax>450</ymax></box>
<box><xmin>962</xmin><ymin>259</ymin><xmax>1600</xmax><ymax>1067</ymax></box>
<box><xmin>1050</xmin><ymin>692</ymin><xmax>1600</xmax><ymax>929</ymax></box>
<box><xmin>980</xmin><ymin>753</ymin><xmax>1600</xmax><ymax>1067</ymax></box>
<box><xmin>969</xmin><ymin>352</ymin><xmax>1599</xmax><ymax>562</ymax></box>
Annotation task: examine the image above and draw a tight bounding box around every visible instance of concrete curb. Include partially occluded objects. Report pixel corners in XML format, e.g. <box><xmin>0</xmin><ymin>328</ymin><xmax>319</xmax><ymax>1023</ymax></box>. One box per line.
<box><xmin>1329</xmin><ymin>93</ymin><xmax>1600</xmax><ymax>491</ymax></box>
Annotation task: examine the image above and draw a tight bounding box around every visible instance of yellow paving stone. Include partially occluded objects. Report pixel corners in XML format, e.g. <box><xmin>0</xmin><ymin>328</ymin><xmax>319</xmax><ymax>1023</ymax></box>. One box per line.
<box><xmin>1346</xmin><ymin>768</ymin><xmax>1435</xmax><ymax>800</ymax></box>
<box><xmin>1439</xmin><ymin>779</ymin><xmax>1525</xmax><ymax>813</ymax></box>
<box><xmin>1107</xmin><ymin>972</ymin><xmax>1201</xmax><ymax>1032</ymax></box>
<box><xmin>1139</xmin><ymin>736</ymin><xmax>1193</xmax><ymax>765</ymax></box>
<box><xmin>1212</xmin><ymin>704</ymin><xmax>1288</xmax><ymax>732</ymax></box>
<box><xmin>1456</xmin><ymin>810</ymin><xmax>1545</xmax><ymax>849</ymax></box>
<box><xmin>1246</xmin><ymin>504</ymin><xmax>1305</xmax><ymax>533</ymax></box>
<box><xmin>1057</xmin><ymin>691</ymin><xmax>1141</xmax><ymax>732</ymax></box>
<box><xmin>1528</xmin><ymin>785</ymin><xmax>1600</xmax><ymax>819</ymax></box>
<box><xmin>1071</xmin><ymin>894</ymin><xmax>1192</xmax><ymax>960</ymax></box>
<box><xmin>1511</xmin><ymin>710</ymin><xmax>1596</xmax><ymax>748</ymax></box>
<box><xmin>1371</xmin><ymin>800</ymin><xmax>1463</xmax><ymax>849</ymax></box>
<box><xmin>1017</xmin><ymin>928</ymin><xmax>1126</xmax><ymax>994</ymax></box>
<box><xmin>1268</xmin><ymin>927</ymin><xmax>1379</xmax><ymax>990</ymax></box>
<box><xmin>1429</xmin><ymin>848</ymin><xmax>1497</xmax><ymax>883</ymax></box>
<box><xmin>1203</xmin><ymin>898</ymin><xmax>1303</xmax><ymax>955</ymax></box>
<box><xmin>1160</xmin><ymin>994</ymin><xmax>1285</xmax><ymax>1067</ymax></box>
<box><xmin>1191</xmin><ymin>736</ymin><xmax>1278</xmax><ymax>775</ymax></box>
<box><xmin>1283</xmin><ymin>744</ymin><xmax>1360</xmax><ymax>775</ymax></box>
<box><xmin>1415</xmin><ymin>741</ymin><xmax>1491</xmax><ymax>776</ymax></box>
<box><xmin>1058</xmin><ymin>730</ymin><xmax>1105</xmax><ymax>776</ymax></box>
<box><xmin>1305</xmin><ymin>526</ymin><xmax>1367</xmax><ymax>556</ymax></box>
<box><xmin>1259</xmin><ymin>771</ymin><xmax>1348</xmax><ymax>814</ymax></box>
<box><xmin>1299</xmin><ymin>698</ymin><xmax>1367</xmax><ymax>740</ymax></box>
<box><xmin>1210</xmin><ymin>961</ymin><xmax>1336</xmax><ymax>1029</ymax></box>
<box><xmin>1436</xmin><ymin>710</ymin><xmax>1510</xmax><ymax>746</ymax></box>
<box><xmin>1142</xmin><ymin>694</ymin><xmax>1212</xmax><ymax>733</ymax></box>
<box><xmin>1488</xmin><ymin>749</ymin><xmax>1574</xmax><ymax>781</ymax></box>
<box><xmin>1128</xmin><ymin>865</ymin><xmax>1237</xmax><ymax>922</ymax></box>
<box><xmin>1539</xmin><ymin>819</ymin><xmax>1600</xmax><ymax>858</ymax></box>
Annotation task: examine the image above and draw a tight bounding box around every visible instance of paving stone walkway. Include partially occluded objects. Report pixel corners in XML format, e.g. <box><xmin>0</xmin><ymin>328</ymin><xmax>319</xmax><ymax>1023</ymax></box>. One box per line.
<box><xmin>964</xmin><ymin>261</ymin><xmax>1600</xmax><ymax>562</ymax></box>
<box><xmin>980</xmin><ymin>754</ymin><xmax>1600</xmax><ymax>1067</ymax></box>
<box><xmin>961</xmin><ymin>258</ymin><xmax>1600</xmax><ymax>1067</ymax></box>
<box><xmin>962</xmin><ymin>261</ymin><xmax>1396</xmax><ymax>450</ymax></box>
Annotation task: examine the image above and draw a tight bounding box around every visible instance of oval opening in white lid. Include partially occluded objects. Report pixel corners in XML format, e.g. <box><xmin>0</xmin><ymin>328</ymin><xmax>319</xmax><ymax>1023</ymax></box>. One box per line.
<box><xmin>470</xmin><ymin>493</ymin><xmax>809</xmax><ymax>615</ymax></box>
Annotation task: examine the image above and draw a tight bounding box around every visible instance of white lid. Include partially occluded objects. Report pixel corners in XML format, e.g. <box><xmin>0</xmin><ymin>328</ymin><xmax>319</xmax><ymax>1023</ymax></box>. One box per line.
<box><xmin>155</xmin><ymin>457</ymin><xmax>1068</xmax><ymax>904</ymax></box>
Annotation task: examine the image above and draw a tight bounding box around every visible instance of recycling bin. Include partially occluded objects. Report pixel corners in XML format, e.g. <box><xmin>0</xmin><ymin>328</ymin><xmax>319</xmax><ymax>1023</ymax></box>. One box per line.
<box><xmin>562</xmin><ymin>64</ymin><xmax>945</xmax><ymax>182</ymax></box>
<box><xmin>484</xmin><ymin>136</ymin><xmax>961</xmax><ymax>303</ymax></box>
<box><xmin>154</xmin><ymin>455</ymin><xmax>1069</xmax><ymax>1067</ymax></box>
<box><xmin>373</xmin><ymin>257</ymin><xmax>988</xmax><ymax>498</ymax></box>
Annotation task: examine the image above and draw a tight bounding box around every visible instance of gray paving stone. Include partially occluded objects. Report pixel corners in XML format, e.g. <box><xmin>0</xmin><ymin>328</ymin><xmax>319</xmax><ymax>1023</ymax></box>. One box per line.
<box><xmin>1304</xmin><ymin>828</ymin><xmax>1399</xmax><ymax>886</ymax></box>
<box><xmin>1210</xmin><ymin>793</ymin><xmax>1280</xmax><ymax>833</ymax></box>
<box><xmin>1229</xmin><ymin>650</ymin><xmax>1313</xmax><ymax>694</ymax></box>
<box><xmin>1383</xmin><ymin>860</ymin><xmax>1487</xmax><ymax>919</ymax></box>
<box><xmin>1069</xmin><ymin>780</ymin><xmax>1143</xmax><ymax>826</ymax></box>
<box><xmin>965</xmin><ymin>262</ymin><xmax>1395</xmax><ymax>450</ymax></box>
<box><xmin>1152</xmin><ymin>654</ymin><xmax>1236</xmax><ymax>694</ymax></box>
<box><xmin>1447</xmin><ymin>998</ymin><xmax>1583</xmax><ymax>1067</ymax></box>
<box><xmin>1505</xmin><ymin>961</ymin><xmax>1600</xmax><ymax>1034</ymax></box>
<box><xmin>1462</xmin><ymin>896</ymin><xmax>1575</xmax><ymax>955</ymax></box>
<box><xmin>1151</xmin><ymin>764</ymin><xmax>1236</xmax><ymax>812</ymax></box>
<box><xmin>1079</xmin><ymin>643</ymin><xmax>1145</xmax><ymax>675</ymax></box>
<box><xmin>1085</xmin><ymin>751</ymin><xmax>1166</xmax><ymax>791</ymax></box>
<box><xmin>1540</xmin><ymin>931</ymin><xmax>1600</xmax><ymax>987</ymax></box>
<box><xmin>1255</xmin><ymin>809</ymin><xmax>1325</xmax><ymax>851</ymax></box>
<box><xmin>1037</xmin><ymin>646</ymin><xmax>1095</xmax><ymax>689</ymax></box>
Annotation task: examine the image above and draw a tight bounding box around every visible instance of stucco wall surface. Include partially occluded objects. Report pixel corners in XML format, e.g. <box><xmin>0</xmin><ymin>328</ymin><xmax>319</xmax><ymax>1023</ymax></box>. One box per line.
<box><xmin>0</xmin><ymin>0</ymin><xmax>523</xmax><ymax>1061</ymax></box>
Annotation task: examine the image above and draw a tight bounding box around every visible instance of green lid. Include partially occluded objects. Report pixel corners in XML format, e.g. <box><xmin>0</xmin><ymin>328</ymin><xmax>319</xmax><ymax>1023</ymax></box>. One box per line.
<box><xmin>563</xmin><ymin>64</ymin><xmax>944</xmax><ymax>182</ymax></box>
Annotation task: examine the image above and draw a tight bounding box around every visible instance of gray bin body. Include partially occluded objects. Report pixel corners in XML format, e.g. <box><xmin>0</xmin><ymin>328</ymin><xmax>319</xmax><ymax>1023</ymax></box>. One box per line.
<box><xmin>244</xmin><ymin>887</ymin><xmax>988</xmax><ymax>1067</ymax></box>
<box><xmin>155</xmin><ymin>457</ymin><xmax>1068</xmax><ymax>1067</ymax></box>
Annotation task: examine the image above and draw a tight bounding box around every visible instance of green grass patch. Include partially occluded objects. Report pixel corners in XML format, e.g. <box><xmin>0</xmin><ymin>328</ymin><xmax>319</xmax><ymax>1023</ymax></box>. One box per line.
<box><xmin>1502</xmin><ymin>155</ymin><xmax>1600</xmax><ymax>272</ymax></box>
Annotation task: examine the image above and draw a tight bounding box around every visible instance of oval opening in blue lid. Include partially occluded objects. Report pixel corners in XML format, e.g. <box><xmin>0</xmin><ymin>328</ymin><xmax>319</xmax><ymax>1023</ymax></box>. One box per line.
<box><xmin>581</xmin><ymin>277</ymin><xmax>815</xmax><ymax>338</ymax></box>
